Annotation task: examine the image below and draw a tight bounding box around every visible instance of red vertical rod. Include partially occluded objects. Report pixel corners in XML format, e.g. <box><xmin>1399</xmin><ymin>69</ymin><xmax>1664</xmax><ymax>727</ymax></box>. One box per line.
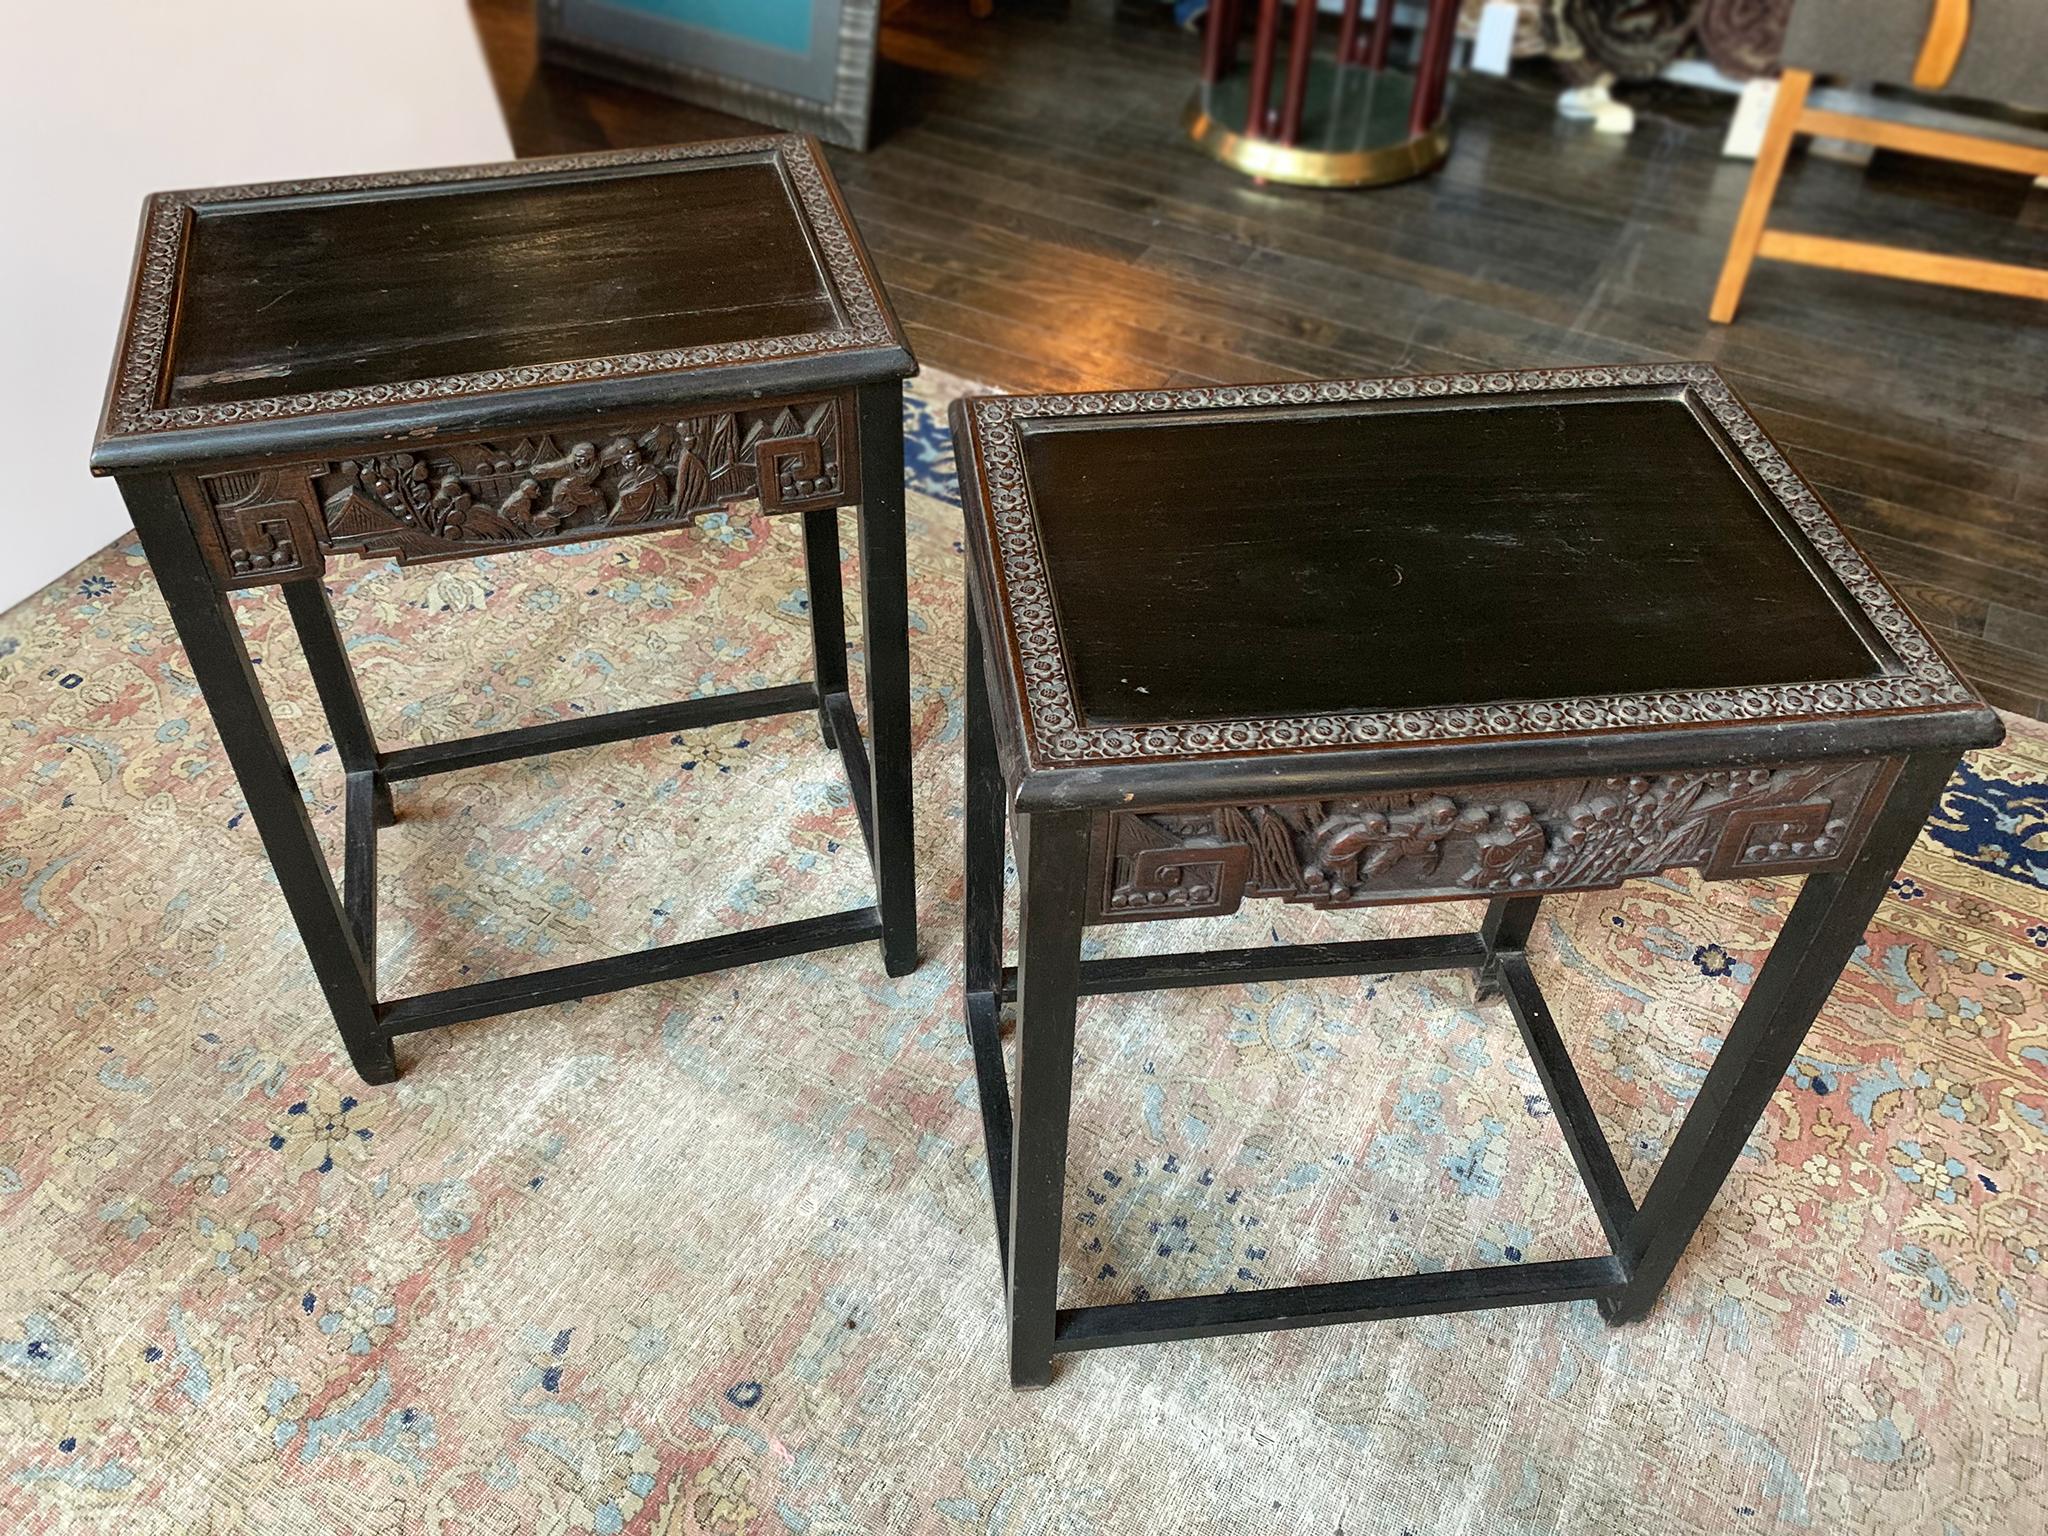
<box><xmin>1203</xmin><ymin>0</ymin><xmax>1241</xmax><ymax>83</ymax></box>
<box><xmin>1430</xmin><ymin>0</ymin><xmax>1462</xmax><ymax>121</ymax></box>
<box><xmin>1336</xmin><ymin>0</ymin><xmax>1364</xmax><ymax>69</ymax></box>
<box><xmin>1433</xmin><ymin>1</ymin><xmax>1462</xmax><ymax>118</ymax></box>
<box><xmin>1365</xmin><ymin>0</ymin><xmax>1396</xmax><ymax>70</ymax></box>
<box><xmin>1245</xmin><ymin>0</ymin><xmax>1285</xmax><ymax>139</ymax></box>
<box><xmin>1407</xmin><ymin>0</ymin><xmax>1458</xmax><ymax>136</ymax></box>
<box><xmin>1277</xmin><ymin>0</ymin><xmax>1319</xmax><ymax>143</ymax></box>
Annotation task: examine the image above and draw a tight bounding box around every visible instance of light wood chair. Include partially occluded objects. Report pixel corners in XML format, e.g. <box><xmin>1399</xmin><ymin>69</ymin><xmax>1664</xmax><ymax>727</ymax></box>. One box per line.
<box><xmin>1711</xmin><ymin>0</ymin><xmax>2048</xmax><ymax>322</ymax></box>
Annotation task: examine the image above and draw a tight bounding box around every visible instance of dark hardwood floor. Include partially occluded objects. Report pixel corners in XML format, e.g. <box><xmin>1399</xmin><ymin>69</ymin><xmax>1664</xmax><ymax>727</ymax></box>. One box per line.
<box><xmin>471</xmin><ymin>0</ymin><xmax>2048</xmax><ymax>720</ymax></box>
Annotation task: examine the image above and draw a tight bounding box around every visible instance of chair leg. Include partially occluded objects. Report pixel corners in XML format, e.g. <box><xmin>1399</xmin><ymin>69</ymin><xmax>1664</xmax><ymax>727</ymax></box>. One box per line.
<box><xmin>1711</xmin><ymin>68</ymin><xmax>1812</xmax><ymax>324</ymax></box>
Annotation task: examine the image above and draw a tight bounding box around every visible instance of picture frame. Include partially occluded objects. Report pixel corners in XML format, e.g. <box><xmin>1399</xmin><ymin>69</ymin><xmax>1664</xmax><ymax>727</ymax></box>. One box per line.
<box><xmin>538</xmin><ymin>0</ymin><xmax>882</xmax><ymax>150</ymax></box>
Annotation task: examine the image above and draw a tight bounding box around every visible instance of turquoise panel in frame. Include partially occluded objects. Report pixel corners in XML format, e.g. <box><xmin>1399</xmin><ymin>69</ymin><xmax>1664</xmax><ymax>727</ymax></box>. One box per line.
<box><xmin>539</xmin><ymin>0</ymin><xmax>878</xmax><ymax>148</ymax></box>
<box><xmin>608</xmin><ymin>0</ymin><xmax>814</xmax><ymax>55</ymax></box>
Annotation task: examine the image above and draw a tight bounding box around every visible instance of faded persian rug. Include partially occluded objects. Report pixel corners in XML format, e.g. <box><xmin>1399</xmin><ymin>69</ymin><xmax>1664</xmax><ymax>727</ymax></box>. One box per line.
<box><xmin>2</xmin><ymin>370</ymin><xmax>2044</xmax><ymax>1535</ymax></box>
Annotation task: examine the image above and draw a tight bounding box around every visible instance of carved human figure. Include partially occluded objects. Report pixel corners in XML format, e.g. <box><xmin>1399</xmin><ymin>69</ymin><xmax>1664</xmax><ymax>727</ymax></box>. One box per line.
<box><xmin>673</xmin><ymin>416</ymin><xmax>721</xmax><ymax>509</ymax></box>
<box><xmin>496</xmin><ymin>476</ymin><xmax>544</xmax><ymax>531</ymax></box>
<box><xmin>1305</xmin><ymin>809</ymin><xmax>1389</xmax><ymax>899</ymax></box>
<box><xmin>531</xmin><ymin>441</ymin><xmax>604</xmax><ymax>525</ymax></box>
<box><xmin>604</xmin><ymin>438</ymin><xmax>668</xmax><ymax>525</ymax></box>
<box><xmin>1548</xmin><ymin>796</ymin><xmax>1610</xmax><ymax>853</ymax></box>
<box><xmin>1364</xmin><ymin>796</ymin><xmax>1461</xmax><ymax>878</ymax></box>
<box><xmin>428</xmin><ymin>472</ymin><xmax>475</xmax><ymax>536</ymax></box>
<box><xmin>1460</xmin><ymin>801</ymin><xmax>1549</xmax><ymax>888</ymax></box>
<box><xmin>1539</xmin><ymin>793</ymin><xmax>1627</xmax><ymax>883</ymax></box>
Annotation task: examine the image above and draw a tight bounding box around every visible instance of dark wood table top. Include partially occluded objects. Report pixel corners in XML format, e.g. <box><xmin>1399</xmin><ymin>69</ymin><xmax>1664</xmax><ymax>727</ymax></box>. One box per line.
<box><xmin>91</xmin><ymin>135</ymin><xmax>911</xmax><ymax>474</ymax></box>
<box><xmin>955</xmin><ymin>365</ymin><xmax>1999</xmax><ymax>810</ymax></box>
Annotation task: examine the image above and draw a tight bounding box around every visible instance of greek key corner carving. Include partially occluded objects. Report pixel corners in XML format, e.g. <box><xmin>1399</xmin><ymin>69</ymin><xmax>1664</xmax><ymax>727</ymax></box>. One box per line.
<box><xmin>188</xmin><ymin>464</ymin><xmax>327</xmax><ymax>586</ymax></box>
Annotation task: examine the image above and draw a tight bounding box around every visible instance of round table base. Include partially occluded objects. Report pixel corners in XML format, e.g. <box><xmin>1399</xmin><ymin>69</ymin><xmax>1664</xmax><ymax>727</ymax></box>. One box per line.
<box><xmin>1185</xmin><ymin>61</ymin><xmax>1450</xmax><ymax>188</ymax></box>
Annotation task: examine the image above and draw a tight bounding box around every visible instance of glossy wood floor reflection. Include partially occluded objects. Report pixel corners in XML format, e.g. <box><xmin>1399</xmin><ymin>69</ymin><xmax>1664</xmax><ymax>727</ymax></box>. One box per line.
<box><xmin>471</xmin><ymin>0</ymin><xmax>2048</xmax><ymax>719</ymax></box>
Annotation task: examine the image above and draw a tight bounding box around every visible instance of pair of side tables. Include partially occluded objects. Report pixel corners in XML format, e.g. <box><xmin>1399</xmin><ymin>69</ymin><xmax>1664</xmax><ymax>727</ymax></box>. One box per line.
<box><xmin>91</xmin><ymin>136</ymin><xmax>2002</xmax><ymax>1389</ymax></box>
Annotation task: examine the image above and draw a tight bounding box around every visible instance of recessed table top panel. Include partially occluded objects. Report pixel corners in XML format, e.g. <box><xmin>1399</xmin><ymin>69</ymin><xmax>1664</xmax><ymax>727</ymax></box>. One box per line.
<box><xmin>959</xmin><ymin>365</ymin><xmax>1981</xmax><ymax>772</ymax></box>
<box><xmin>93</xmin><ymin>136</ymin><xmax>907</xmax><ymax>463</ymax></box>
<box><xmin>1022</xmin><ymin>394</ymin><xmax>1880</xmax><ymax>725</ymax></box>
<box><xmin>166</xmin><ymin>161</ymin><xmax>840</xmax><ymax>408</ymax></box>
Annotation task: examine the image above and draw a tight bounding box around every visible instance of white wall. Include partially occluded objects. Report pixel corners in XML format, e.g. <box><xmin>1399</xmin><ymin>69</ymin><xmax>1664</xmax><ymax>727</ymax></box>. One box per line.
<box><xmin>0</xmin><ymin>1</ymin><xmax>515</xmax><ymax>615</ymax></box>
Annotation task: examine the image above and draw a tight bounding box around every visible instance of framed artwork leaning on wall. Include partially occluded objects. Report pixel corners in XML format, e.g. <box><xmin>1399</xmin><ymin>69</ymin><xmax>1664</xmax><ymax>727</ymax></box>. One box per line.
<box><xmin>539</xmin><ymin>0</ymin><xmax>881</xmax><ymax>149</ymax></box>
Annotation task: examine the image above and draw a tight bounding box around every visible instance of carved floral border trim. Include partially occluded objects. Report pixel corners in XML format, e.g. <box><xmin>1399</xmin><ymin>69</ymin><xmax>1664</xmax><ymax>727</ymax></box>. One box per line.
<box><xmin>104</xmin><ymin>136</ymin><xmax>896</xmax><ymax>438</ymax></box>
<box><xmin>969</xmin><ymin>363</ymin><xmax>1977</xmax><ymax>767</ymax></box>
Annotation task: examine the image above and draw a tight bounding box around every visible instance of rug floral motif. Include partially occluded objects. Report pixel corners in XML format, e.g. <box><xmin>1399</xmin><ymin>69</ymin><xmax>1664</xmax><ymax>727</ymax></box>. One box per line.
<box><xmin>1</xmin><ymin>371</ymin><xmax>2044</xmax><ymax>1535</ymax></box>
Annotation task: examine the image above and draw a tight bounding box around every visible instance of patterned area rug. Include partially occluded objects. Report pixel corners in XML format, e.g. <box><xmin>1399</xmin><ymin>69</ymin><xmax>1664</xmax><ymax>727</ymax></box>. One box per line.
<box><xmin>3</xmin><ymin>371</ymin><xmax>2044</xmax><ymax>1536</ymax></box>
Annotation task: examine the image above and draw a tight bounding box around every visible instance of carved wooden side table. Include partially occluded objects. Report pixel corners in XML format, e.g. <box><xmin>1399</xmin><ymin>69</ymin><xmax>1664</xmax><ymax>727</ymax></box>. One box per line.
<box><xmin>90</xmin><ymin>136</ymin><xmax>919</xmax><ymax>1086</ymax></box>
<box><xmin>953</xmin><ymin>364</ymin><xmax>2003</xmax><ymax>1387</ymax></box>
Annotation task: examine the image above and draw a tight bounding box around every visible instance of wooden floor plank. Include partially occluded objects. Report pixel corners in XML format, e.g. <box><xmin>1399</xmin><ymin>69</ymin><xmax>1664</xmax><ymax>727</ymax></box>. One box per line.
<box><xmin>1929</xmin><ymin>631</ymin><xmax>2048</xmax><ymax>719</ymax></box>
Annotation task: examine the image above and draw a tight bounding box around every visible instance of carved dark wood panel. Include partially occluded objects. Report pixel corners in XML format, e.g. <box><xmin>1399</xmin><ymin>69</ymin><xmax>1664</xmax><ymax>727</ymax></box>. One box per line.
<box><xmin>191</xmin><ymin>465</ymin><xmax>327</xmax><ymax>583</ymax></box>
<box><xmin>182</xmin><ymin>396</ymin><xmax>851</xmax><ymax>587</ymax></box>
<box><xmin>1086</xmin><ymin>757</ymin><xmax>1899</xmax><ymax>922</ymax></box>
<box><xmin>100</xmin><ymin>137</ymin><xmax>899</xmax><ymax>441</ymax></box>
<box><xmin>963</xmin><ymin>365</ymin><xmax>1975</xmax><ymax>769</ymax></box>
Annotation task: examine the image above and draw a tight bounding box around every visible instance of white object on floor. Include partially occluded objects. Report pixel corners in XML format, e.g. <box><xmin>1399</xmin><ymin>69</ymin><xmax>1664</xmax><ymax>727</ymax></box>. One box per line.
<box><xmin>1661</xmin><ymin>57</ymin><xmax>1747</xmax><ymax>96</ymax></box>
<box><xmin>1723</xmin><ymin>77</ymin><xmax>1779</xmax><ymax>159</ymax></box>
<box><xmin>1557</xmin><ymin>78</ymin><xmax>1637</xmax><ymax>136</ymax></box>
<box><xmin>1470</xmin><ymin>2</ymin><xmax>1519</xmax><ymax>78</ymax></box>
<box><xmin>0</xmin><ymin>1</ymin><xmax>512</xmax><ymax>616</ymax></box>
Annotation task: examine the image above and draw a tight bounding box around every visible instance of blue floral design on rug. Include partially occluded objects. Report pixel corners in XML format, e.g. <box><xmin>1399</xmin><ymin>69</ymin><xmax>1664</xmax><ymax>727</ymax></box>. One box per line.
<box><xmin>1925</xmin><ymin>756</ymin><xmax>2048</xmax><ymax>893</ymax></box>
<box><xmin>900</xmin><ymin>388</ymin><xmax>958</xmax><ymax>505</ymax></box>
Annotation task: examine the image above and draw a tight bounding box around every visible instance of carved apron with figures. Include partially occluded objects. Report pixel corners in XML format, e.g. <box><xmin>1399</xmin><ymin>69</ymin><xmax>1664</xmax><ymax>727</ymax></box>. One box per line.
<box><xmin>1088</xmin><ymin>759</ymin><xmax>1899</xmax><ymax>922</ymax></box>
<box><xmin>181</xmin><ymin>397</ymin><xmax>852</xmax><ymax>587</ymax></box>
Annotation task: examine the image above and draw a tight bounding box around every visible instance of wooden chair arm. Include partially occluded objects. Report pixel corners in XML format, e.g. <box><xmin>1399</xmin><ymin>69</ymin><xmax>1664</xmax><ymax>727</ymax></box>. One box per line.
<box><xmin>1912</xmin><ymin>0</ymin><xmax>1970</xmax><ymax>89</ymax></box>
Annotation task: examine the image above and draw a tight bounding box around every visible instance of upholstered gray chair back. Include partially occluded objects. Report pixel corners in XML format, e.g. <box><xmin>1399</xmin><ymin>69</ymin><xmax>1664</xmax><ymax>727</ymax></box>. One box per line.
<box><xmin>1782</xmin><ymin>0</ymin><xmax>2047</xmax><ymax>108</ymax></box>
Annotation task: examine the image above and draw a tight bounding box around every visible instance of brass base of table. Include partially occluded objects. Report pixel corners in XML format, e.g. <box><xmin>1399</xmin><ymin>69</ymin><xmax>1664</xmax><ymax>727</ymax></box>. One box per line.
<box><xmin>1183</xmin><ymin>62</ymin><xmax>1450</xmax><ymax>188</ymax></box>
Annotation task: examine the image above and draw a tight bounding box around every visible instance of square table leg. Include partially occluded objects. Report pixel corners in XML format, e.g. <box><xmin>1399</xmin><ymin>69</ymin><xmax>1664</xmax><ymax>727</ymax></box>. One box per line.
<box><xmin>119</xmin><ymin>475</ymin><xmax>397</xmax><ymax>1084</ymax></box>
<box><xmin>802</xmin><ymin>507</ymin><xmax>849</xmax><ymax>750</ymax></box>
<box><xmin>962</xmin><ymin>588</ymin><xmax>1006</xmax><ymax>1005</ymax></box>
<box><xmin>1602</xmin><ymin>751</ymin><xmax>1957</xmax><ymax>1322</ymax></box>
<box><xmin>962</xmin><ymin>589</ymin><xmax>1019</xmax><ymax>1267</ymax></box>
<box><xmin>281</xmin><ymin>579</ymin><xmax>394</xmax><ymax>977</ymax></box>
<box><xmin>281</xmin><ymin>579</ymin><xmax>394</xmax><ymax>829</ymax></box>
<box><xmin>1477</xmin><ymin>895</ymin><xmax>1542</xmax><ymax>1002</ymax></box>
<box><xmin>855</xmin><ymin>380</ymin><xmax>919</xmax><ymax>978</ymax></box>
<box><xmin>1004</xmin><ymin>807</ymin><xmax>1092</xmax><ymax>1389</ymax></box>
